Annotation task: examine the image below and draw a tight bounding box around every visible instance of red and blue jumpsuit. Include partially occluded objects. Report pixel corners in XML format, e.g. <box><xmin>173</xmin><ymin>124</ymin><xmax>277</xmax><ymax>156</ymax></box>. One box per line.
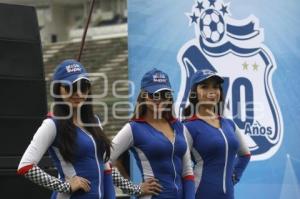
<box><xmin>110</xmin><ymin>118</ymin><xmax>195</xmax><ymax>199</ymax></box>
<box><xmin>17</xmin><ymin>117</ymin><xmax>115</xmax><ymax>199</ymax></box>
<box><xmin>184</xmin><ymin>116</ymin><xmax>251</xmax><ymax>199</ymax></box>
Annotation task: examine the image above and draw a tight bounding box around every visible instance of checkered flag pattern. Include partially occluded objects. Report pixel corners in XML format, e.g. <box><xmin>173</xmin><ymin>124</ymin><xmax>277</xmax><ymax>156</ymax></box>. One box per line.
<box><xmin>24</xmin><ymin>165</ymin><xmax>71</xmax><ymax>193</ymax></box>
<box><xmin>112</xmin><ymin>167</ymin><xmax>141</xmax><ymax>196</ymax></box>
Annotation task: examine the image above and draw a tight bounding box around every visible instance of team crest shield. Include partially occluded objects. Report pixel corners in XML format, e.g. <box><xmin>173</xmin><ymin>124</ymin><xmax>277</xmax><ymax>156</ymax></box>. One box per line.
<box><xmin>176</xmin><ymin>0</ymin><xmax>283</xmax><ymax>161</ymax></box>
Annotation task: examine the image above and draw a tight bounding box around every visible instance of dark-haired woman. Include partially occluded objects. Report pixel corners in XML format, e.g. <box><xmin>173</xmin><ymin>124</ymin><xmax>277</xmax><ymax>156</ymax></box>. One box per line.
<box><xmin>183</xmin><ymin>69</ymin><xmax>251</xmax><ymax>199</ymax></box>
<box><xmin>110</xmin><ymin>68</ymin><xmax>195</xmax><ymax>199</ymax></box>
<box><xmin>18</xmin><ymin>59</ymin><xmax>115</xmax><ymax>199</ymax></box>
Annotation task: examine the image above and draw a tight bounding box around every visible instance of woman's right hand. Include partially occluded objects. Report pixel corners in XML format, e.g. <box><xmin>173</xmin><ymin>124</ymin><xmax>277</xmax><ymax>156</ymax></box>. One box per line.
<box><xmin>68</xmin><ymin>176</ymin><xmax>91</xmax><ymax>193</ymax></box>
<box><xmin>140</xmin><ymin>178</ymin><xmax>163</xmax><ymax>196</ymax></box>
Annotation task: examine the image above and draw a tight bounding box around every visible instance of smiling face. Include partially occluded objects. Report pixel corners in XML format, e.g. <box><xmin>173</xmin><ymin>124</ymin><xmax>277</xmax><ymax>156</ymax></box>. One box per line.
<box><xmin>196</xmin><ymin>77</ymin><xmax>221</xmax><ymax>108</ymax></box>
<box><xmin>144</xmin><ymin>90</ymin><xmax>173</xmax><ymax>118</ymax></box>
<box><xmin>59</xmin><ymin>79</ymin><xmax>91</xmax><ymax>108</ymax></box>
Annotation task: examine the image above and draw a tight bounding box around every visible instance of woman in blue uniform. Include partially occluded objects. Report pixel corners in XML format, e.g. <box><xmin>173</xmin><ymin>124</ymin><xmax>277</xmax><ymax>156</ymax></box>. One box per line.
<box><xmin>18</xmin><ymin>59</ymin><xmax>115</xmax><ymax>199</ymax></box>
<box><xmin>183</xmin><ymin>69</ymin><xmax>251</xmax><ymax>199</ymax></box>
<box><xmin>110</xmin><ymin>68</ymin><xmax>195</xmax><ymax>199</ymax></box>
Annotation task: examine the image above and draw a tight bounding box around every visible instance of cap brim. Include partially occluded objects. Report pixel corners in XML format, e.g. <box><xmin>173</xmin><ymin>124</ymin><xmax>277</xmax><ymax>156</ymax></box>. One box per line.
<box><xmin>207</xmin><ymin>75</ymin><xmax>224</xmax><ymax>83</ymax></box>
<box><xmin>72</xmin><ymin>76</ymin><xmax>90</xmax><ymax>83</ymax></box>
<box><xmin>143</xmin><ymin>84</ymin><xmax>172</xmax><ymax>94</ymax></box>
<box><xmin>63</xmin><ymin>73</ymin><xmax>89</xmax><ymax>84</ymax></box>
<box><xmin>195</xmin><ymin>74</ymin><xmax>224</xmax><ymax>85</ymax></box>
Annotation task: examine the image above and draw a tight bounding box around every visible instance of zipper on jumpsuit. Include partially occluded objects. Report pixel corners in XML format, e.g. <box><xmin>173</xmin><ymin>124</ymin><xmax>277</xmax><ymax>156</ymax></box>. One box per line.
<box><xmin>81</xmin><ymin>127</ymin><xmax>102</xmax><ymax>199</ymax></box>
<box><xmin>171</xmin><ymin>130</ymin><xmax>179</xmax><ymax>192</ymax></box>
<box><xmin>218</xmin><ymin>128</ymin><xmax>228</xmax><ymax>194</ymax></box>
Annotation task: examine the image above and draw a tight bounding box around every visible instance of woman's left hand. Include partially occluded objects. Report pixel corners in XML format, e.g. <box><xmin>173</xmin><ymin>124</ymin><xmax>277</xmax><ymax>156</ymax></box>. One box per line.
<box><xmin>140</xmin><ymin>178</ymin><xmax>163</xmax><ymax>196</ymax></box>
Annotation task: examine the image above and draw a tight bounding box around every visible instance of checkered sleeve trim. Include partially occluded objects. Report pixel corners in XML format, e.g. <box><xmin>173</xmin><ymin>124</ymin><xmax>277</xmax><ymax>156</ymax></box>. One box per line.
<box><xmin>112</xmin><ymin>168</ymin><xmax>141</xmax><ymax>196</ymax></box>
<box><xmin>24</xmin><ymin>165</ymin><xmax>71</xmax><ymax>193</ymax></box>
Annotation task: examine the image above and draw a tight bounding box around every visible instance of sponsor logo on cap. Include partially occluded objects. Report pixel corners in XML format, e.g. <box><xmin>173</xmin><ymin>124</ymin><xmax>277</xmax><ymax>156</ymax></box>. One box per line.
<box><xmin>153</xmin><ymin>73</ymin><xmax>167</xmax><ymax>83</ymax></box>
<box><xmin>66</xmin><ymin>64</ymin><xmax>82</xmax><ymax>73</ymax></box>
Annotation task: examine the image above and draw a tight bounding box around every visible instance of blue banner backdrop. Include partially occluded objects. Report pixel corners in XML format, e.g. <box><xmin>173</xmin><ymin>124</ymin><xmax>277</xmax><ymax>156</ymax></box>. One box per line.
<box><xmin>128</xmin><ymin>0</ymin><xmax>300</xmax><ymax>198</ymax></box>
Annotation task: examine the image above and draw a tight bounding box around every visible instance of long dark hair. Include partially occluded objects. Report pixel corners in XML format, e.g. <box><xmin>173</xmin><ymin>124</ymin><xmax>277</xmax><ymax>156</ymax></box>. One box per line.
<box><xmin>52</xmin><ymin>82</ymin><xmax>111</xmax><ymax>163</ymax></box>
<box><xmin>131</xmin><ymin>90</ymin><xmax>175</xmax><ymax>121</ymax></box>
<box><xmin>184</xmin><ymin>81</ymin><xmax>224</xmax><ymax>118</ymax></box>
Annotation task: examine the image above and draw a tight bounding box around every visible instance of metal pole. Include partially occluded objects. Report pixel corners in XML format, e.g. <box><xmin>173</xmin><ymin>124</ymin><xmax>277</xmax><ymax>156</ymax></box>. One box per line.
<box><xmin>77</xmin><ymin>0</ymin><xmax>96</xmax><ymax>61</ymax></box>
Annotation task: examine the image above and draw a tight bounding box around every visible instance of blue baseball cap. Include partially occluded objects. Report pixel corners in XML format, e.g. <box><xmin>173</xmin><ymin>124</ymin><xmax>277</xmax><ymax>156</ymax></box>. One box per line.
<box><xmin>190</xmin><ymin>69</ymin><xmax>224</xmax><ymax>88</ymax></box>
<box><xmin>141</xmin><ymin>68</ymin><xmax>172</xmax><ymax>93</ymax></box>
<box><xmin>52</xmin><ymin>59</ymin><xmax>89</xmax><ymax>84</ymax></box>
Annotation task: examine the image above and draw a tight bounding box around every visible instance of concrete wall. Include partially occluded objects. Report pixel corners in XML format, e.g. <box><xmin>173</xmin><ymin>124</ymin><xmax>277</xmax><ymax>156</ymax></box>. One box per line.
<box><xmin>40</xmin><ymin>0</ymin><xmax>127</xmax><ymax>43</ymax></box>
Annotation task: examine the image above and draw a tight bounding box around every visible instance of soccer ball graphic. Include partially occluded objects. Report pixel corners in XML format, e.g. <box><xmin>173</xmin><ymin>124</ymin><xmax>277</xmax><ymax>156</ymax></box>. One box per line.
<box><xmin>200</xmin><ymin>9</ymin><xmax>225</xmax><ymax>43</ymax></box>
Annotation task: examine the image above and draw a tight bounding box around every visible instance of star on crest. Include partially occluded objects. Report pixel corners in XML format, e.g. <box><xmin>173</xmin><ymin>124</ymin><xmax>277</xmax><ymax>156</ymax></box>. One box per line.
<box><xmin>190</xmin><ymin>12</ymin><xmax>199</xmax><ymax>24</ymax></box>
<box><xmin>196</xmin><ymin>1</ymin><xmax>204</xmax><ymax>13</ymax></box>
<box><xmin>220</xmin><ymin>4</ymin><xmax>228</xmax><ymax>15</ymax></box>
